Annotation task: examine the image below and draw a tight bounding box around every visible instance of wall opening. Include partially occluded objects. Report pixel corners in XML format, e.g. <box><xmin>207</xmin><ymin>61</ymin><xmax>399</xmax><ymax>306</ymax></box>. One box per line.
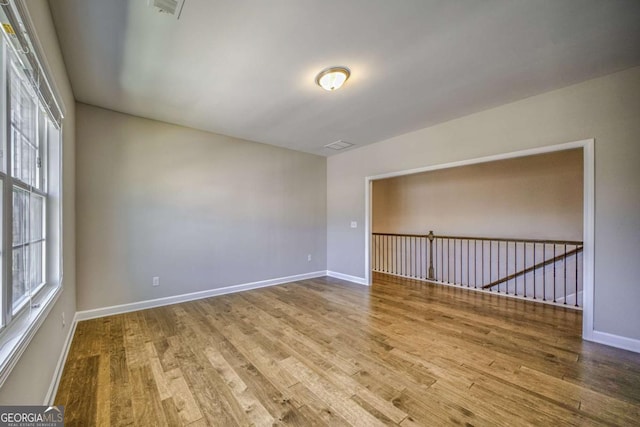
<box><xmin>364</xmin><ymin>140</ymin><xmax>594</xmax><ymax>337</ymax></box>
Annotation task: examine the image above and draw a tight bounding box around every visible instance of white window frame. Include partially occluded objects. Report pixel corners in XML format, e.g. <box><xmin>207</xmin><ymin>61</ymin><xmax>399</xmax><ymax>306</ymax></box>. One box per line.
<box><xmin>0</xmin><ymin>2</ymin><xmax>64</xmax><ymax>388</ymax></box>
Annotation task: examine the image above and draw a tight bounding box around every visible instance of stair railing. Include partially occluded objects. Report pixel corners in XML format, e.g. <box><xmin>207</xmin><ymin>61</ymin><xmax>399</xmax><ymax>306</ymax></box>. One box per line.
<box><xmin>371</xmin><ymin>231</ymin><xmax>583</xmax><ymax>308</ymax></box>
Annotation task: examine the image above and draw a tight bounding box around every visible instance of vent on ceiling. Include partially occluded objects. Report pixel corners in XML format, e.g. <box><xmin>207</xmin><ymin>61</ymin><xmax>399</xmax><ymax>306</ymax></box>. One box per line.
<box><xmin>324</xmin><ymin>140</ymin><xmax>354</xmax><ymax>150</ymax></box>
<box><xmin>148</xmin><ymin>0</ymin><xmax>185</xmax><ymax>19</ymax></box>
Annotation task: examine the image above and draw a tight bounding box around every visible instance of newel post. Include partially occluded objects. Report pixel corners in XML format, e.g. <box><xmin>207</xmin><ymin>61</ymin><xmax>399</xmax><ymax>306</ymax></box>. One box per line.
<box><xmin>427</xmin><ymin>230</ymin><xmax>435</xmax><ymax>280</ymax></box>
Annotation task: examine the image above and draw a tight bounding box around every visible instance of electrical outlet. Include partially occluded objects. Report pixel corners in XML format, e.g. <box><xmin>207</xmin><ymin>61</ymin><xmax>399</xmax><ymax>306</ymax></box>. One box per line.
<box><xmin>152</xmin><ymin>276</ymin><xmax>160</xmax><ymax>287</ymax></box>
<box><xmin>62</xmin><ymin>312</ymin><xmax>66</xmax><ymax>327</ymax></box>
<box><xmin>350</xmin><ymin>221</ymin><xmax>357</xmax><ymax>228</ymax></box>
<box><xmin>307</xmin><ymin>254</ymin><xmax>312</xmax><ymax>262</ymax></box>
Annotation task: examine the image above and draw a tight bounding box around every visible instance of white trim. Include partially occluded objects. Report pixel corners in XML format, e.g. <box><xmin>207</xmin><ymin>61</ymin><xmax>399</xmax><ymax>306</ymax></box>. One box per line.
<box><xmin>0</xmin><ymin>285</ymin><xmax>62</xmax><ymax>388</ymax></box>
<box><xmin>581</xmin><ymin>140</ymin><xmax>596</xmax><ymax>341</ymax></box>
<box><xmin>364</xmin><ymin>179</ymin><xmax>373</xmax><ymax>285</ymax></box>
<box><xmin>14</xmin><ymin>0</ymin><xmax>66</xmax><ymax>119</ymax></box>
<box><xmin>326</xmin><ymin>270</ymin><xmax>368</xmax><ymax>286</ymax></box>
<box><xmin>590</xmin><ymin>331</ymin><xmax>640</xmax><ymax>354</ymax></box>
<box><xmin>555</xmin><ymin>290</ymin><xmax>583</xmax><ymax>306</ymax></box>
<box><xmin>364</xmin><ymin>139</ymin><xmax>595</xmax><ymax>341</ymax></box>
<box><xmin>44</xmin><ymin>312</ymin><xmax>77</xmax><ymax>405</ymax></box>
<box><xmin>366</xmin><ymin>140</ymin><xmax>590</xmax><ymax>181</ymax></box>
<box><xmin>75</xmin><ymin>271</ymin><xmax>327</xmax><ymax>321</ymax></box>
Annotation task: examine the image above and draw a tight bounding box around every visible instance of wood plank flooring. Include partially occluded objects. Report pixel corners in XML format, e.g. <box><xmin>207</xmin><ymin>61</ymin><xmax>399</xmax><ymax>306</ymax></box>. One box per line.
<box><xmin>55</xmin><ymin>273</ymin><xmax>640</xmax><ymax>426</ymax></box>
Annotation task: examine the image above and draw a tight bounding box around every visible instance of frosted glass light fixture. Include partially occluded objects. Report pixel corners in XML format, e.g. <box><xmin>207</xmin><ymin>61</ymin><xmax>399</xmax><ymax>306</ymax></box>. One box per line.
<box><xmin>315</xmin><ymin>67</ymin><xmax>350</xmax><ymax>91</ymax></box>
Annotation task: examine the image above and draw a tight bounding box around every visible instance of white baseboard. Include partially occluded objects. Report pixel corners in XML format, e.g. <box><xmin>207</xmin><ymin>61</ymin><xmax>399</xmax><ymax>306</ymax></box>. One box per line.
<box><xmin>75</xmin><ymin>271</ymin><xmax>327</xmax><ymax>321</ymax></box>
<box><xmin>326</xmin><ymin>270</ymin><xmax>368</xmax><ymax>286</ymax></box>
<box><xmin>44</xmin><ymin>312</ymin><xmax>78</xmax><ymax>405</ymax></box>
<box><xmin>587</xmin><ymin>330</ymin><xmax>640</xmax><ymax>354</ymax></box>
<box><xmin>555</xmin><ymin>290</ymin><xmax>583</xmax><ymax>305</ymax></box>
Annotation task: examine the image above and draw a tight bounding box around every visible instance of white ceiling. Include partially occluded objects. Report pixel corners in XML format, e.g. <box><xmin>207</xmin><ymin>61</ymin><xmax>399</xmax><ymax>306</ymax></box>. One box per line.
<box><xmin>49</xmin><ymin>0</ymin><xmax>640</xmax><ymax>156</ymax></box>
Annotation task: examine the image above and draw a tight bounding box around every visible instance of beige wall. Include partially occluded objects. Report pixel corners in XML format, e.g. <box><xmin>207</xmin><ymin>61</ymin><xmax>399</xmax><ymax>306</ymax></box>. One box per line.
<box><xmin>0</xmin><ymin>1</ymin><xmax>76</xmax><ymax>403</ymax></box>
<box><xmin>76</xmin><ymin>103</ymin><xmax>327</xmax><ymax>311</ymax></box>
<box><xmin>373</xmin><ymin>149</ymin><xmax>583</xmax><ymax>240</ymax></box>
<box><xmin>328</xmin><ymin>66</ymin><xmax>640</xmax><ymax>341</ymax></box>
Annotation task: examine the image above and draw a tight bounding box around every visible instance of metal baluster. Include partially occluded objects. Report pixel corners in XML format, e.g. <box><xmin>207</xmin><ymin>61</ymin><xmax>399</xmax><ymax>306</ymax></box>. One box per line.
<box><xmin>386</xmin><ymin>235</ymin><xmax>389</xmax><ymax>273</ymax></box>
<box><xmin>376</xmin><ymin>235</ymin><xmax>379</xmax><ymax>273</ymax></box>
<box><xmin>524</xmin><ymin>242</ymin><xmax>527</xmax><ymax>298</ymax></box>
<box><xmin>412</xmin><ymin>236</ymin><xmax>420</xmax><ymax>278</ymax></box>
<box><xmin>378</xmin><ymin>235</ymin><xmax>380</xmax><ymax>272</ymax></box>
<box><xmin>373</xmin><ymin>236</ymin><xmax>380</xmax><ymax>271</ymax></box>
<box><xmin>392</xmin><ymin>236</ymin><xmax>395</xmax><ymax>275</ymax></box>
<box><xmin>421</xmin><ymin>236</ymin><xmax>424</xmax><ymax>279</ymax></box>
<box><xmin>506</xmin><ymin>241</ymin><xmax>509</xmax><ymax>294</ymax></box>
<box><xmin>458</xmin><ymin>239</ymin><xmax>461</xmax><ymax>286</ymax></box>
<box><xmin>384</xmin><ymin>235</ymin><xmax>387</xmax><ymax>273</ymax></box>
<box><xmin>515</xmin><ymin>242</ymin><xmax>519</xmax><ymax>296</ymax></box>
<box><xmin>428</xmin><ymin>231</ymin><xmax>434</xmax><ymax>280</ymax></box>
<box><xmin>413</xmin><ymin>236</ymin><xmax>416</xmax><ymax>278</ymax></box>
<box><xmin>542</xmin><ymin>243</ymin><xmax>546</xmax><ymax>301</ymax></box>
<box><xmin>575</xmin><ymin>245</ymin><xmax>579</xmax><ymax>307</ymax></box>
<box><xmin>408</xmin><ymin>236</ymin><xmax>411</xmax><ymax>277</ymax></box>
<box><xmin>378</xmin><ymin>235</ymin><xmax>381</xmax><ymax>272</ymax></box>
<box><xmin>489</xmin><ymin>240</ymin><xmax>493</xmax><ymax>292</ymax></box>
<box><xmin>454</xmin><ymin>238</ymin><xmax>457</xmax><ymax>284</ymax></box>
<box><xmin>409</xmin><ymin>236</ymin><xmax>411</xmax><ymax>277</ymax></box>
<box><xmin>466</xmin><ymin>239</ymin><xmax>469</xmax><ymax>287</ymax></box>
<box><xmin>404</xmin><ymin>237</ymin><xmax>411</xmax><ymax>277</ymax></box>
<box><xmin>412</xmin><ymin>236</ymin><xmax>415</xmax><ymax>278</ymax></box>
<box><xmin>389</xmin><ymin>235</ymin><xmax>391</xmax><ymax>274</ymax></box>
<box><xmin>405</xmin><ymin>236</ymin><xmax>409</xmax><ymax>277</ymax></box>
<box><xmin>553</xmin><ymin>244</ymin><xmax>556</xmax><ymax>303</ymax></box>
<box><xmin>401</xmin><ymin>236</ymin><xmax>404</xmax><ymax>276</ymax></box>
<box><xmin>399</xmin><ymin>236</ymin><xmax>402</xmax><ymax>276</ymax></box>
<box><xmin>448</xmin><ymin>238</ymin><xmax>451</xmax><ymax>283</ymax></box>
<box><xmin>496</xmin><ymin>241</ymin><xmax>500</xmax><ymax>293</ymax></box>
<box><xmin>389</xmin><ymin>235</ymin><xmax>392</xmax><ymax>274</ymax></box>
<box><xmin>440</xmin><ymin>238</ymin><xmax>443</xmax><ymax>282</ymax></box>
<box><xmin>376</xmin><ymin>235</ymin><xmax>379</xmax><ymax>272</ymax></box>
<box><xmin>418</xmin><ymin>237</ymin><xmax>422</xmax><ymax>279</ymax></box>
<box><xmin>564</xmin><ymin>244</ymin><xmax>567</xmax><ymax>305</ymax></box>
<box><xmin>388</xmin><ymin>235</ymin><xmax>391</xmax><ymax>273</ymax></box>
<box><xmin>481</xmin><ymin>240</ymin><xmax>484</xmax><ymax>285</ymax></box>
<box><xmin>533</xmin><ymin>243</ymin><xmax>536</xmax><ymax>300</ymax></box>
<box><xmin>396</xmin><ymin>236</ymin><xmax>399</xmax><ymax>276</ymax></box>
<box><xmin>474</xmin><ymin>240</ymin><xmax>478</xmax><ymax>288</ymax></box>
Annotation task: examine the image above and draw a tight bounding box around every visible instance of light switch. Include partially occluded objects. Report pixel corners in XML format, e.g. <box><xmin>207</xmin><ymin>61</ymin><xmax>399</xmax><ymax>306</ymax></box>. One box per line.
<box><xmin>350</xmin><ymin>221</ymin><xmax>357</xmax><ymax>228</ymax></box>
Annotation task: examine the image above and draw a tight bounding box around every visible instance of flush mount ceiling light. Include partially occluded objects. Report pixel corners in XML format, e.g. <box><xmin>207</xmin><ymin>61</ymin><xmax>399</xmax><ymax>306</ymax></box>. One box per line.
<box><xmin>315</xmin><ymin>66</ymin><xmax>350</xmax><ymax>91</ymax></box>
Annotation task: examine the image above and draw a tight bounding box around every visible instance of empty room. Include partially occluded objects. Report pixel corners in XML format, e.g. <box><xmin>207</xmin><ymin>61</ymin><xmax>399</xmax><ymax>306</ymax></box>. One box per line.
<box><xmin>0</xmin><ymin>0</ymin><xmax>639</xmax><ymax>425</ymax></box>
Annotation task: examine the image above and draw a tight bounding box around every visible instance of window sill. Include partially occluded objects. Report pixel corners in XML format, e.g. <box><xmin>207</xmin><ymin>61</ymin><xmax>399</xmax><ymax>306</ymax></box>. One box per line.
<box><xmin>0</xmin><ymin>283</ymin><xmax>62</xmax><ymax>387</ymax></box>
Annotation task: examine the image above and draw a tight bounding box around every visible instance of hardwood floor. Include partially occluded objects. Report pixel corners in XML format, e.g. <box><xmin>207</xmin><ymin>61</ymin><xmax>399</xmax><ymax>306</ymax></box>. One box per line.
<box><xmin>55</xmin><ymin>273</ymin><xmax>640</xmax><ymax>426</ymax></box>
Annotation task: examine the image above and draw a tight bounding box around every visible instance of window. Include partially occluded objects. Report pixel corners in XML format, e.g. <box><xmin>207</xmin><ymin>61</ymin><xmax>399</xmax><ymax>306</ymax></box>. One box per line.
<box><xmin>0</xmin><ymin>0</ymin><xmax>63</xmax><ymax>387</ymax></box>
<box><xmin>0</xmin><ymin>42</ymin><xmax>58</xmax><ymax>326</ymax></box>
<box><xmin>9</xmin><ymin>58</ymin><xmax>48</xmax><ymax>317</ymax></box>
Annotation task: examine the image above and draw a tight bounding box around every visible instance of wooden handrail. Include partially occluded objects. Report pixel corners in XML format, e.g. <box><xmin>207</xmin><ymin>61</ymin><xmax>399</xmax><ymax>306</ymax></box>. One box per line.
<box><xmin>482</xmin><ymin>246</ymin><xmax>583</xmax><ymax>290</ymax></box>
<box><xmin>372</xmin><ymin>232</ymin><xmax>583</xmax><ymax>246</ymax></box>
<box><xmin>372</xmin><ymin>232</ymin><xmax>431</xmax><ymax>238</ymax></box>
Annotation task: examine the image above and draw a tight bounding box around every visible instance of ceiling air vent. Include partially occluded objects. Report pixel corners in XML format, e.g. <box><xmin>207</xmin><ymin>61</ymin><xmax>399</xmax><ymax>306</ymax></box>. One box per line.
<box><xmin>148</xmin><ymin>0</ymin><xmax>185</xmax><ymax>19</ymax></box>
<box><xmin>324</xmin><ymin>140</ymin><xmax>354</xmax><ymax>150</ymax></box>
